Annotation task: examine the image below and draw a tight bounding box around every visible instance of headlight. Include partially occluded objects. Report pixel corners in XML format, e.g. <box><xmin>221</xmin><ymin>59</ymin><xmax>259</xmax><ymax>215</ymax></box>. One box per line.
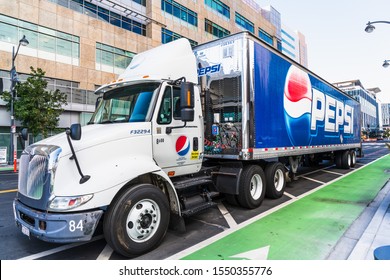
<box><xmin>48</xmin><ymin>194</ymin><xmax>93</xmax><ymax>211</ymax></box>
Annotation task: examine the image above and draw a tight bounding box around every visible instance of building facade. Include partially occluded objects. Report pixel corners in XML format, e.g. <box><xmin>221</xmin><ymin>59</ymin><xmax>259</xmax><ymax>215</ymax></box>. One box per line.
<box><xmin>382</xmin><ymin>103</ymin><xmax>390</xmax><ymax>129</ymax></box>
<box><xmin>0</xmin><ymin>0</ymin><xmax>306</xmax><ymax>156</ymax></box>
<box><xmin>334</xmin><ymin>80</ymin><xmax>380</xmax><ymax>133</ymax></box>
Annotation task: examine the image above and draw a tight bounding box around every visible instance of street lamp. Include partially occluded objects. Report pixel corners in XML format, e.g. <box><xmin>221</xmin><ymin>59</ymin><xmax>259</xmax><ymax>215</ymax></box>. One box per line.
<box><xmin>383</xmin><ymin>60</ymin><xmax>390</xmax><ymax>68</ymax></box>
<box><xmin>9</xmin><ymin>35</ymin><xmax>29</xmax><ymax>165</ymax></box>
<box><xmin>365</xmin><ymin>21</ymin><xmax>390</xmax><ymax>33</ymax></box>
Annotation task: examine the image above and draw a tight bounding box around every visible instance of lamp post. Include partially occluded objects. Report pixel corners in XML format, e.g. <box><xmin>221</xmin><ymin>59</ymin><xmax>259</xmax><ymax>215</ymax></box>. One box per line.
<box><xmin>365</xmin><ymin>21</ymin><xmax>390</xmax><ymax>69</ymax></box>
<box><xmin>8</xmin><ymin>35</ymin><xmax>29</xmax><ymax>166</ymax></box>
<box><xmin>365</xmin><ymin>21</ymin><xmax>390</xmax><ymax>33</ymax></box>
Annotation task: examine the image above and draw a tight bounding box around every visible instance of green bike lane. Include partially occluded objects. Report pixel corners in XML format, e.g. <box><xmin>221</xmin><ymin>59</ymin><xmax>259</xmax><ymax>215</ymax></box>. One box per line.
<box><xmin>182</xmin><ymin>155</ymin><xmax>390</xmax><ymax>260</ymax></box>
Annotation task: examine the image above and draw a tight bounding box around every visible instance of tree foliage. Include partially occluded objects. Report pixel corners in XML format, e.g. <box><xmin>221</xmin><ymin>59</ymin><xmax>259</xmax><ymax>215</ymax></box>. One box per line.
<box><xmin>1</xmin><ymin>67</ymin><xmax>68</xmax><ymax>138</ymax></box>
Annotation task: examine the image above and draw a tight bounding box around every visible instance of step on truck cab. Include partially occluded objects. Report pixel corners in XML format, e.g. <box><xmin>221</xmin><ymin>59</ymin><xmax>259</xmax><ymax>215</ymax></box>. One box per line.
<box><xmin>13</xmin><ymin>32</ymin><xmax>361</xmax><ymax>257</ymax></box>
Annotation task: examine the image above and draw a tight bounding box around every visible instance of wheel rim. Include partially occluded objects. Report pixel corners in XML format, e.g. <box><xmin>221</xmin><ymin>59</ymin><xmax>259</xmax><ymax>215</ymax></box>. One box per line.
<box><xmin>274</xmin><ymin>169</ymin><xmax>284</xmax><ymax>192</ymax></box>
<box><xmin>250</xmin><ymin>174</ymin><xmax>263</xmax><ymax>200</ymax></box>
<box><xmin>347</xmin><ymin>153</ymin><xmax>351</xmax><ymax>167</ymax></box>
<box><xmin>126</xmin><ymin>199</ymin><xmax>161</xmax><ymax>243</ymax></box>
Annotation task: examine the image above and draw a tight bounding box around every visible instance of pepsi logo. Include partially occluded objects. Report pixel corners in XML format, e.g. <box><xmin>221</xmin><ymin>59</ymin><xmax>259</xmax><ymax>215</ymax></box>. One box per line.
<box><xmin>176</xmin><ymin>136</ymin><xmax>190</xmax><ymax>156</ymax></box>
<box><xmin>283</xmin><ymin>65</ymin><xmax>312</xmax><ymax>146</ymax></box>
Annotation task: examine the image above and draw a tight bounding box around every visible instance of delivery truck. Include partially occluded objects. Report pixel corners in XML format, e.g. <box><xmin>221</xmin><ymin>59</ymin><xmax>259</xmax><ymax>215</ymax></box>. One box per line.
<box><xmin>13</xmin><ymin>32</ymin><xmax>361</xmax><ymax>257</ymax></box>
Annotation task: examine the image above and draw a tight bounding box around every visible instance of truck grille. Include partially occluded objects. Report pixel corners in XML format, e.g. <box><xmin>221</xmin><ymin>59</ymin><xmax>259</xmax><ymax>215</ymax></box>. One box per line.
<box><xmin>18</xmin><ymin>145</ymin><xmax>61</xmax><ymax>200</ymax></box>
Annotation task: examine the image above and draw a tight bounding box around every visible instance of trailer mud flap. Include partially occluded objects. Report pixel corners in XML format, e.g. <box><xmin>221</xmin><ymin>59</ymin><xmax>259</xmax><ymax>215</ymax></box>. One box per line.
<box><xmin>213</xmin><ymin>162</ymin><xmax>243</xmax><ymax>195</ymax></box>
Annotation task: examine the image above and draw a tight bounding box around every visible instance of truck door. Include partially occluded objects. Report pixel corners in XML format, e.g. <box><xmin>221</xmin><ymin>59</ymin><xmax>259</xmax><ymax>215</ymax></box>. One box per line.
<box><xmin>152</xmin><ymin>83</ymin><xmax>202</xmax><ymax>177</ymax></box>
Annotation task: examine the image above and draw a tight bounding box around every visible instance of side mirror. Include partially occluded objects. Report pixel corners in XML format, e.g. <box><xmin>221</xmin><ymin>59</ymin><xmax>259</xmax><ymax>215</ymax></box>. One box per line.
<box><xmin>67</xmin><ymin>123</ymin><xmax>82</xmax><ymax>141</ymax></box>
<box><xmin>95</xmin><ymin>96</ymin><xmax>102</xmax><ymax>109</ymax></box>
<box><xmin>20</xmin><ymin>128</ymin><xmax>28</xmax><ymax>141</ymax></box>
<box><xmin>180</xmin><ymin>82</ymin><xmax>195</xmax><ymax>122</ymax></box>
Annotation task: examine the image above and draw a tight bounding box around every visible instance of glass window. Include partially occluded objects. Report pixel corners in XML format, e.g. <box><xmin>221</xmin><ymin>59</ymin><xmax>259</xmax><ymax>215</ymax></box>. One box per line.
<box><xmin>205</xmin><ymin>19</ymin><xmax>230</xmax><ymax>38</ymax></box>
<box><xmin>0</xmin><ymin>23</ymin><xmax>18</xmax><ymax>44</ymax></box>
<box><xmin>96</xmin><ymin>42</ymin><xmax>135</xmax><ymax>71</ymax></box>
<box><xmin>90</xmin><ymin>83</ymin><xmax>160</xmax><ymax>124</ymax></box>
<box><xmin>56</xmin><ymin>38</ymin><xmax>72</xmax><ymax>57</ymax></box>
<box><xmin>259</xmin><ymin>28</ymin><xmax>273</xmax><ymax>46</ymax></box>
<box><xmin>39</xmin><ymin>33</ymin><xmax>56</xmax><ymax>53</ymax></box>
<box><xmin>158</xmin><ymin>87</ymin><xmax>172</xmax><ymax>124</ymax></box>
<box><xmin>161</xmin><ymin>28</ymin><xmax>198</xmax><ymax>47</ymax></box>
<box><xmin>235</xmin><ymin>12</ymin><xmax>254</xmax><ymax>33</ymax></box>
<box><xmin>204</xmin><ymin>0</ymin><xmax>230</xmax><ymax>19</ymax></box>
<box><xmin>161</xmin><ymin>0</ymin><xmax>198</xmax><ymax>27</ymax></box>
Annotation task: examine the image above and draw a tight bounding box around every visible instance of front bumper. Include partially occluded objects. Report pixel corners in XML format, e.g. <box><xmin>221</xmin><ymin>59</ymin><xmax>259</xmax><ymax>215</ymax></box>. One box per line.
<box><xmin>13</xmin><ymin>199</ymin><xmax>103</xmax><ymax>243</ymax></box>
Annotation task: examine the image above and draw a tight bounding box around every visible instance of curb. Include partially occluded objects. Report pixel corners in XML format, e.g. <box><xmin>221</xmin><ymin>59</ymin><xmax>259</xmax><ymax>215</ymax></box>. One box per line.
<box><xmin>348</xmin><ymin>180</ymin><xmax>390</xmax><ymax>260</ymax></box>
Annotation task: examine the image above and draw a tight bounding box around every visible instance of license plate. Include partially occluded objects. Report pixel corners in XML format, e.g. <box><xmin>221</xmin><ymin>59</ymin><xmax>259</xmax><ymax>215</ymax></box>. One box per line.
<box><xmin>21</xmin><ymin>225</ymin><xmax>30</xmax><ymax>237</ymax></box>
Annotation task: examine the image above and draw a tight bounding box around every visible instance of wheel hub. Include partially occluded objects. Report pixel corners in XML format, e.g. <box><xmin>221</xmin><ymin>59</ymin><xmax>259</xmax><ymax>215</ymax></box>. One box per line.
<box><xmin>126</xmin><ymin>199</ymin><xmax>160</xmax><ymax>242</ymax></box>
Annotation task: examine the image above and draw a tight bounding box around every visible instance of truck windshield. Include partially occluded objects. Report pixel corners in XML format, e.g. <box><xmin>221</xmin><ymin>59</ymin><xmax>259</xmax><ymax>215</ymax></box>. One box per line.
<box><xmin>89</xmin><ymin>82</ymin><xmax>160</xmax><ymax>124</ymax></box>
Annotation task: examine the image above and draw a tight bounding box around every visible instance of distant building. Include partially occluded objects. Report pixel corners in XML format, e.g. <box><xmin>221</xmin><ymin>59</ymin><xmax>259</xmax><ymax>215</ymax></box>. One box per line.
<box><xmin>280</xmin><ymin>25</ymin><xmax>308</xmax><ymax>67</ymax></box>
<box><xmin>334</xmin><ymin>80</ymin><xmax>379</xmax><ymax>131</ymax></box>
<box><xmin>382</xmin><ymin>103</ymin><xmax>390</xmax><ymax>128</ymax></box>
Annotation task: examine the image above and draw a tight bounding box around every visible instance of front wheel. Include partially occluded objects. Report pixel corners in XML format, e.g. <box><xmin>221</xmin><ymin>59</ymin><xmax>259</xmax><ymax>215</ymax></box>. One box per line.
<box><xmin>103</xmin><ymin>184</ymin><xmax>170</xmax><ymax>258</ymax></box>
<box><xmin>237</xmin><ymin>165</ymin><xmax>266</xmax><ymax>209</ymax></box>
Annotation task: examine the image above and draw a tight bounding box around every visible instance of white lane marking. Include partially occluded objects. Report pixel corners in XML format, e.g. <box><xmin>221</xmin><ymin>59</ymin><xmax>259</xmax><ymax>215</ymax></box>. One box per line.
<box><xmin>283</xmin><ymin>192</ymin><xmax>296</xmax><ymax>199</ymax></box>
<box><xmin>300</xmin><ymin>176</ymin><xmax>325</xmax><ymax>184</ymax></box>
<box><xmin>217</xmin><ymin>203</ymin><xmax>237</xmax><ymax>228</ymax></box>
<box><xmin>97</xmin><ymin>244</ymin><xmax>113</xmax><ymax>260</ymax></box>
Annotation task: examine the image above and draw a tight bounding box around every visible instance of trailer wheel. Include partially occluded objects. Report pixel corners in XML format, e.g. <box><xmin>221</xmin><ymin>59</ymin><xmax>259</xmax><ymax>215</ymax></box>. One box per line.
<box><xmin>237</xmin><ymin>165</ymin><xmax>266</xmax><ymax>209</ymax></box>
<box><xmin>350</xmin><ymin>150</ymin><xmax>356</xmax><ymax>167</ymax></box>
<box><xmin>103</xmin><ymin>184</ymin><xmax>170</xmax><ymax>258</ymax></box>
<box><xmin>265</xmin><ymin>162</ymin><xmax>286</xmax><ymax>199</ymax></box>
<box><xmin>341</xmin><ymin>150</ymin><xmax>351</xmax><ymax>169</ymax></box>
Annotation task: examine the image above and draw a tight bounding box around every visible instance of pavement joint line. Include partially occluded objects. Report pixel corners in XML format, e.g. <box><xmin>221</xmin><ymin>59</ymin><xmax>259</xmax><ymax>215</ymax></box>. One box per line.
<box><xmin>96</xmin><ymin>244</ymin><xmax>114</xmax><ymax>260</ymax></box>
<box><xmin>166</xmin><ymin>154</ymin><xmax>389</xmax><ymax>260</ymax></box>
<box><xmin>300</xmin><ymin>176</ymin><xmax>325</xmax><ymax>184</ymax></box>
<box><xmin>217</xmin><ymin>203</ymin><xmax>238</xmax><ymax>228</ymax></box>
<box><xmin>17</xmin><ymin>235</ymin><xmax>104</xmax><ymax>260</ymax></box>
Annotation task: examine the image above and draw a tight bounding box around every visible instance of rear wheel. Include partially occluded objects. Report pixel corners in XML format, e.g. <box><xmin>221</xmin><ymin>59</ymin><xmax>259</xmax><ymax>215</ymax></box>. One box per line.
<box><xmin>237</xmin><ymin>165</ymin><xmax>266</xmax><ymax>209</ymax></box>
<box><xmin>265</xmin><ymin>162</ymin><xmax>286</xmax><ymax>199</ymax></box>
<box><xmin>335</xmin><ymin>150</ymin><xmax>351</xmax><ymax>169</ymax></box>
<box><xmin>103</xmin><ymin>184</ymin><xmax>170</xmax><ymax>258</ymax></box>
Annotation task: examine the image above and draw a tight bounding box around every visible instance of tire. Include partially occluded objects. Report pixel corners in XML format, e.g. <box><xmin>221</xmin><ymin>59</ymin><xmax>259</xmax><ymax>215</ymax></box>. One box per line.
<box><xmin>103</xmin><ymin>184</ymin><xmax>170</xmax><ymax>258</ymax></box>
<box><xmin>265</xmin><ymin>162</ymin><xmax>286</xmax><ymax>199</ymax></box>
<box><xmin>237</xmin><ymin>165</ymin><xmax>266</xmax><ymax>209</ymax></box>
<box><xmin>341</xmin><ymin>150</ymin><xmax>351</xmax><ymax>169</ymax></box>
<box><xmin>335</xmin><ymin>152</ymin><xmax>342</xmax><ymax>168</ymax></box>
<box><xmin>350</xmin><ymin>150</ymin><xmax>356</xmax><ymax>167</ymax></box>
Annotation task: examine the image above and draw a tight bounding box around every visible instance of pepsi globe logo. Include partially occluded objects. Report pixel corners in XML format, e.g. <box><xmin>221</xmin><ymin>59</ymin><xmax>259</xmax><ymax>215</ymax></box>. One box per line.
<box><xmin>176</xmin><ymin>136</ymin><xmax>190</xmax><ymax>156</ymax></box>
<box><xmin>283</xmin><ymin>65</ymin><xmax>312</xmax><ymax>146</ymax></box>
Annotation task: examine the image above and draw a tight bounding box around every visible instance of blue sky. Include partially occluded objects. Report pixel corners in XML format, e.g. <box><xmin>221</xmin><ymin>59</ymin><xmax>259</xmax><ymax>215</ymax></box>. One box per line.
<box><xmin>260</xmin><ymin>0</ymin><xmax>390</xmax><ymax>102</ymax></box>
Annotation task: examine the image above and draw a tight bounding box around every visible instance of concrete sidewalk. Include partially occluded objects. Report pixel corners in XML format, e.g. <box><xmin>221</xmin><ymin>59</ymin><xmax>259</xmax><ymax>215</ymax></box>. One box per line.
<box><xmin>328</xmin><ymin>180</ymin><xmax>390</xmax><ymax>260</ymax></box>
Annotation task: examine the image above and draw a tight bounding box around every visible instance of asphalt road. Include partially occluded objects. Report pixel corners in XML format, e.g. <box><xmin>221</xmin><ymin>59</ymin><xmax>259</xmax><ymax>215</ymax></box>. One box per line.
<box><xmin>0</xmin><ymin>142</ymin><xmax>388</xmax><ymax>260</ymax></box>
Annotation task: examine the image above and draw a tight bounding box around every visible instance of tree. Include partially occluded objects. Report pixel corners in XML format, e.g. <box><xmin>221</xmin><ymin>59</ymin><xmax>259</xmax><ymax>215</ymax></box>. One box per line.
<box><xmin>384</xmin><ymin>128</ymin><xmax>390</xmax><ymax>139</ymax></box>
<box><xmin>1</xmin><ymin>67</ymin><xmax>68</xmax><ymax>138</ymax></box>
